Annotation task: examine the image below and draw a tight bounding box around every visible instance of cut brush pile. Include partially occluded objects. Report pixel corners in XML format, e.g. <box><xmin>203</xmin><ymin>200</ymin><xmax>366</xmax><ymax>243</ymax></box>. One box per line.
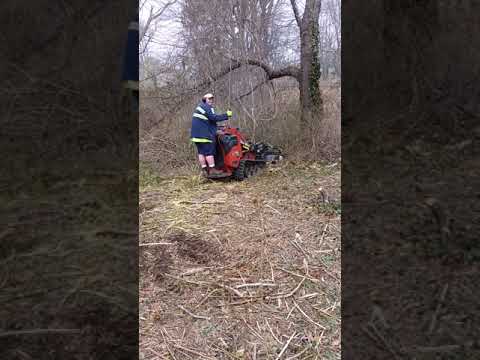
<box><xmin>140</xmin><ymin>161</ymin><xmax>341</xmax><ymax>359</ymax></box>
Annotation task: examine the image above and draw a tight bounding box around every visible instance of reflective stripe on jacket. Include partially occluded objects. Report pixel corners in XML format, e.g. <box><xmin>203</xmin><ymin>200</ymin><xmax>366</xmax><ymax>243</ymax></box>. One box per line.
<box><xmin>190</xmin><ymin>102</ymin><xmax>229</xmax><ymax>142</ymax></box>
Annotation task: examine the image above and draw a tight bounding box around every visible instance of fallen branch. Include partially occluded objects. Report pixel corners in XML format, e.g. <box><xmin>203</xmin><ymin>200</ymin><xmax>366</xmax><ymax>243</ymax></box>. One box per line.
<box><xmin>293</xmin><ymin>300</ymin><xmax>326</xmax><ymax>330</ymax></box>
<box><xmin>275</xmin><ymin>331</ymin><xmax>297</xmax><ymax>360</ymax></box>
<box><xmin>177</xmin><ymin>305</ymin><xmax>210</xmax><ymax>321</ymax></box>
<box><xmin>268</xmin><ymin>277</ymin><xmax>306</xmax><ymax>300</ymax></box>
<box><xmin>277</xmin><ymin>267</ymin><xmax>321</xmax><ymax>284</ymax></box>
<box><xmin>235</xmin><ymin>282</ymin><xmax>278</xmax><ymax>289</ymax></box>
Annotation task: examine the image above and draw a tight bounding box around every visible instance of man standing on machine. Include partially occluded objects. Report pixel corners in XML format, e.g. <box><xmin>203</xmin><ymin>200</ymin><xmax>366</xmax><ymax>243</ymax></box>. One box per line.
<box><xmin>190</xmin><ymin>93</ymin><xmax>232</xmax><ymax>177</ymax></box>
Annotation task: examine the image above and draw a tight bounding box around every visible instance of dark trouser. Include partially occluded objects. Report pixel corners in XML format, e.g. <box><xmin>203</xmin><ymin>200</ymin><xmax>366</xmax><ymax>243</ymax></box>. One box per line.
<box><xmin>194</xmin><ymin>141</ymin><xmax>215</xmax><ymax>156</ymax></box>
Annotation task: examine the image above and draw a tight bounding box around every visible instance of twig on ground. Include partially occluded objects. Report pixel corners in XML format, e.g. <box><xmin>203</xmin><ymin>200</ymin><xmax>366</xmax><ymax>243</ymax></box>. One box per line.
<box><xmin>315</xmin><ymin>307</ymin><xmax>334</xmax><ymax>319</ymax></box>
<box><xmin>288</xmin><ymin>238</ymin><xmax>310</xmax><ymax>259</ymax></box>
<box><xmin>139</xmin><ymin>242</ymin><xmax>173</xmax><ymax>246</ymax></box>
<box><xmin>286</xmin><ymin>345</ymin><xmax>311</xmax><ymax>360</ymax></box>
<box><xmin>300</xmin><ymin>293</ymin><xmax>319</xmax><ymax>300</ymax></box>
<box><xmin>177</xmin><ymin>305</ymin><xmax>210</xmax><ymax>321</ymax></box>
<box><xmin>268</xmin><ymin>277</ymin><xmax>306</xmax><ymax>300</ymax></box>
<box><xmin>293</xmin><ymin>301</ymin><xmax>326</xmax><ymax>330</ymax></box>
<box><xmin>277</xmin><ymin>267</ymin><xmax>320</xmax><ymax>284</ymax></box>
<box><xmin>216</xmin><ymin>282</ymin><xmax>245</xmax><ymax>298</ymax></box>
<box><xmin>180</xmin><ymin>267</ymin><xmax>208</xmax><ymax>276</ymax></box>
<box><xmin>164</xmin><ymin>273</ymin><xmax>244</xmax><ymax>297</ymax></box>
<box><xmin>235</xmin><ymin>282</ymin><xmax>278</xmax><ymax>289</ymax></box>
<box><xmin>270</xmin><ymin>261</ymin><xmax>275</xmax><ymax>282</ymax></box>
<box><xmin>303</xmin><ymin>258</ymin><xmax>309</xmax><ymax>276</ymax></box>
<box><xmin>266</xmin><ymin>203</ymin><xmax>282</xmax><ymax>215</ymax></box>
<box><xmin>275</xmin><ymin>331</ymin><xmax>297</xmax><ymax>360</ymax></box>
<box><xmin>210</xmin><ymin>231</ymin><xmax>223</xmax><ymax>246</ymax></box>
<box><xmin>286</xmin><ymin>301</ymin><xmax>296</xmax><ymax>320</ymax></box>
<box><xmin>319</xmin><ymin>222</ymin><xmax>329</xmax><ymax>245</ymax></box>
<box><xmin>316</xmin><ymin>266</ymin><xmax>339</xmax><ymax>282</ymax></box>
<box><xmin>316</xmin><ymin>330</ymin><xmax>325</xmax><ymax>352</ymax></box>
<box><xmin>265</xmin><ymin>318</ymin><xmax>283</xmax><ymax>345</ymax></box>
<box><xmin>242</xmin><ymin>318</ymin><xmax>264</xmax><ymax>340</ymax></box>
<box><xmin>195</xmin><ymin>289</ymin><xmax>220</xmax><ymax>309</ymax></box>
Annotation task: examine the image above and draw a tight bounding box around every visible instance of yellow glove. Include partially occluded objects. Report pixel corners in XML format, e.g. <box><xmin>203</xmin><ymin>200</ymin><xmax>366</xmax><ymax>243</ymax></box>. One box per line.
<box><xmin>226</xmin><ymin>110</ymin><xmax>233</xmax><ymax>117</ymax></box>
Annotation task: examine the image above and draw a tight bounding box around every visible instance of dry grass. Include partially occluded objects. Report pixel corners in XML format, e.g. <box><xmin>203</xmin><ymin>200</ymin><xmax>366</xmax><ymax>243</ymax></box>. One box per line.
<box><xmin>139</xmin><ymin>161</ymin><xmax>341</xmax><ymax>359</ymax></box>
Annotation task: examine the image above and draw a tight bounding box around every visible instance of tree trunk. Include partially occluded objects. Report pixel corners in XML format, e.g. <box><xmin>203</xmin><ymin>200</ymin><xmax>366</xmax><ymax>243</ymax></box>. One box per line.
<box><xmin>292</xmin><ymin>0</ymin><xmax>323</xmax><ymax>125</ymax></box>
<box><xmin>299</xmin><ymin>13</ymin><xmax>322</xmax><ymax>124</ymax></box>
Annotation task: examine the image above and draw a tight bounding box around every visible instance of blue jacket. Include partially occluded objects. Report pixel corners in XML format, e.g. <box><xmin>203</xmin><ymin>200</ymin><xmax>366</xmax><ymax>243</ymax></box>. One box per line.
<box><xmin>190</xmin><ymin>102</ymin><xmax>229</xmax><ymax>142</ymax></box>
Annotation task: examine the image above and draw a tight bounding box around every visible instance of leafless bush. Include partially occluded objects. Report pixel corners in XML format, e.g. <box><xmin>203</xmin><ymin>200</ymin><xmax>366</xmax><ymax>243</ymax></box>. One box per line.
<box><xmin>140</xmin><ymin>78</ymin><xmax>340</xmax><ymax>173</ymax></box>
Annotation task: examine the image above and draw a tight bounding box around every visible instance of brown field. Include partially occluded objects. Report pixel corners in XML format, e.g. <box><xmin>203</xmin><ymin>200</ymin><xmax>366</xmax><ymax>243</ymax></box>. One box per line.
<box><xmin>139</xmin><ymin>161</ymin><xmax>341</xmax><ymax>359</ymax></box>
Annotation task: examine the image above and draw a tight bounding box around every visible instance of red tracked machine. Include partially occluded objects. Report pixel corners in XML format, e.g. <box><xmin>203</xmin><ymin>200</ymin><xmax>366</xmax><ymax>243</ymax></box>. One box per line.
<box><xmin>206</xmin><ymin>125</ymin><xmax>283</xmax><ymax>180</ymax></box>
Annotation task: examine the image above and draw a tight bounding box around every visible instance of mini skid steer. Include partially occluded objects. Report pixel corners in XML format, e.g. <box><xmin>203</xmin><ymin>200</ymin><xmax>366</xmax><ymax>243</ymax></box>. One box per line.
<box><xmin>205</xmin><ymin>125</ymin><xmax>283</xmax><ymax>180</ymax></box>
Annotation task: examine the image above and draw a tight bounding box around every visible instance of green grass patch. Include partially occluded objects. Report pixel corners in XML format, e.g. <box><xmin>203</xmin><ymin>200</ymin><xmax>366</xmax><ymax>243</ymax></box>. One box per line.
<box><xmin>315</xmin><ymin>202</ymin><xmax>341</xmax><ymax>215</ymax></box>
<box><xmin>139</xmin><ymin>163</ymin><xmax>165</xmax><ymax>189</ymax></box>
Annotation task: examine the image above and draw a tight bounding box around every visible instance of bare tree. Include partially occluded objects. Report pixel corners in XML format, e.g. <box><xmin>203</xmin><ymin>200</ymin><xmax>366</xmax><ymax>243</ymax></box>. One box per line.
<box><xmin>319</xmin><ymin>0</ymin><xmax>340</xmax><ymax>78</ymax></box>
<box><xmin>290</xmin><ymin>0</ymin><xmax>322</xmax><ymax>123</ymax></box>
<box><xmin>140</xmin><ymin>0</ymin><xmax>177</xmax><ymax>55</ymax></box>
<box><xmin>139</xmin><ymin>0</ymin><xmax>179</xmax><ymax>88</ymax></box>
<box><xmin>179</xmin><ymin>0</ymin><xmax>322</xmax><ymax>125</ymax></box>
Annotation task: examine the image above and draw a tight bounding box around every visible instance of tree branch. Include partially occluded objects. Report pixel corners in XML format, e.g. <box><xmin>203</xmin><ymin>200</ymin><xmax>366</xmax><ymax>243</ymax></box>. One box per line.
<box><xmin>143</xmin><ymin>59</ymin><xmax>299</xmax><ymax>108</ymax></box>
<box><xmin>140</xmin><ymin>0</ymin><xmax>177</xmax><ymax>43</ymax></box>
<box><xmin>290</xmin><ymin>0</ymin><xmax>302</xmax><ymax>28</ymax></box>
<box><xmin>187</xmin><ymin>58</ymin><xmax>299</xmax><ymax>97</ymax></box>
<box><xmin>224</xmin><ymin>58</ymin><xmax>300</xmax><ymax>81</ymax></box>
<box><xmin>235</xmin><ymin>79</ymin><xmax>269</xmax><ymax>101</ymax></box>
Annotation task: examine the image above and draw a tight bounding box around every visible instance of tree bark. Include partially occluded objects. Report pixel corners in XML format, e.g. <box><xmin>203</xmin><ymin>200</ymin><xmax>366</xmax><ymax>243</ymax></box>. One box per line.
<box><xmin>296</xmin><ymin>0</ymin><xmax>322</xmax><ymax>124</ymax></box>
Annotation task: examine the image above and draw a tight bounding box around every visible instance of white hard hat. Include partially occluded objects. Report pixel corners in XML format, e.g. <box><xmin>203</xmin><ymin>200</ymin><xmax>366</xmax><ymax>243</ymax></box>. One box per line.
<box><xmin>203</xmin><ymin>93</ymin><xmax>214</xmax><ymax>99</ymax></box>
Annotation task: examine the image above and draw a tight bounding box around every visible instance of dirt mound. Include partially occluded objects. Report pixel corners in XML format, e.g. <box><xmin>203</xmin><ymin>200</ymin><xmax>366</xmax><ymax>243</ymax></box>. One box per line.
<box><xmin>168</xmin><ymin>232</ymin><xmax>222</xmax><ymax>265</ymax></box>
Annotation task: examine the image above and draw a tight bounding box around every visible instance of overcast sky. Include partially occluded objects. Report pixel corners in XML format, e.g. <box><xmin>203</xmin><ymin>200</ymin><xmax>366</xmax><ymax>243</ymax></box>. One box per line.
<box><xmin>140</xmin><ymin>0</ymin><xmax>338</xmax><ymax>62</ymax></box>
<box><xmin>140</xmin><ymin>0</ymin><xmax>183</xmax><ymax>57</ymax></box>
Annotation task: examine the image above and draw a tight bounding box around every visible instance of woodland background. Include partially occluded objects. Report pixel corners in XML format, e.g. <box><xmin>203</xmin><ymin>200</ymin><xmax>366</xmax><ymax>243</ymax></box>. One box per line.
<box><xmin>139</xmin><ymin>0</ymin><xmax>341</xmax><ymax>174</ymax></box>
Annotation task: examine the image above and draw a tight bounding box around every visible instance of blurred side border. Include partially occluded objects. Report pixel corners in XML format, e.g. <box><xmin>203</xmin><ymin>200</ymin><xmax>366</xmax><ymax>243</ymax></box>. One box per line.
<box><xmin>0</xmin><ymin>1</ymin><xmax>139</xmax><ymax>358</ymax></box>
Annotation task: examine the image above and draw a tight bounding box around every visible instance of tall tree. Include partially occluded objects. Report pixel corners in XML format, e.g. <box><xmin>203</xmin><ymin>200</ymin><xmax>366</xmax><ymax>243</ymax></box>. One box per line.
<box><xmin>186</xmin><ymin>0</ymin><xmax>323</xmax><ymax>125</ymax></box>
<box><xmin>290</xmin><ymin>0</ymin><xmax>322</xmax><ymax>123</ymax></box>
<box><xmin>214</xmin><ymin>0</ymin><xmax>323</xmax><ymax>125</ymax></box>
